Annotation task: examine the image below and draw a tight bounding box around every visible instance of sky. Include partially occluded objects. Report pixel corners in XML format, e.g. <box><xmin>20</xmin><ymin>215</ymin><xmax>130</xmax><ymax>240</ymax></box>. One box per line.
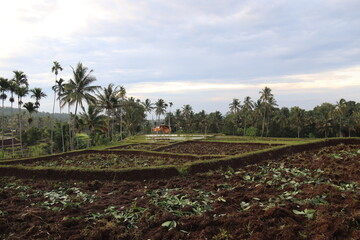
<box><xmin>0</xmin><ymin>0</ymin><xmax>360</xmax><ymax>114</ymax></box>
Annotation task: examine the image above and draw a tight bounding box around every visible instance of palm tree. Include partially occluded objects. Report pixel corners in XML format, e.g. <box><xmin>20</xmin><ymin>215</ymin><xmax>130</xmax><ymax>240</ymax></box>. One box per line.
<box><xmin>63</xmin><ymin>62</ymin><xmax>100</xmax><ymax>149</ymax></box>
<box><xmin>23</xmin><ymin>102</ymin><xmax>38</xmax><ymax>126</ymax></box>
<box><xmin>142</xmin><ymin>98</ymin><xmax>154</xmax><ymax>133</ymax></box>
<box><xmin>96</xmin><ymin>83</ymin><xmax>120</xmax><ymax>140</ymax></box>
<box><xmin>242</xmin><ymin>96</ymin><xmax>254</xmax><ymax>136</ymax></box>
<box><xmin>168</xmin><ymin>102</ymin><xmax>173</xmax><ymax>132</ymax></box>
<box><xmin>259</xmin><ymin>87</ymin><xmax>277</xmax><ymax>137</ymax></box>
<box><xmin>154</xmin><ymin>99</ymin><xmax>167</xmax><ymax>125</ymax></box>
<box><xmin>229</xmin><ymin>98</ymin><xmax>241</xmax><ymax>115</ymax></box>
<box><xmin>290</xmin><ymin>106</ymin><xmax>305</xmax><ymax>138</ymax></box>
<box><xmin>30</xmin><ymin>88</ymin><xmax>47</xmax><ymax>108</ymax></box>
<box><xmin>52</xmin><ymin>78</ymin><xmax>65</xmax><ymax>152</ymax></box>
<box><xmin>333</xmin><ymin>98</ymin><xmax>347</xmax><ymax>137</ymax></box>
<box><xmin>8</xmin><ymin>80</ymin><xmax>17</xmax><ymax>157</ymax></box>
<box><xmin>122</xmin><ymin>99</ymin><xmax>146</xmax><ymax>136</ymax></box>
<box><xmin>274</xmin><ymin>107</ymin><xmax>290</xmax><ymax>136</ymax></box>
<box><xmin>13</xmin><ymin>71</ymin><xmax>28</xmax><ymax>156</ymax></box>
<box><xmin>182</xmin><ymin>104</ymin><xmax>193</xmax><ymax>133</ymax></box>
<box><xmin>79</xmin><ymin>105</ymin><xmax>106</xmax><ymax>146</ymax></box>
<box><xmin>117</xmin><ymin>86</ymin><xmax>126</xmax><ymax>140</ymax></box>
<box><xmin>51</xmin><ymin>62</ymin><xmax>63</xmax><ymax>153</ymax></box>
<box><xmin>0</xmin><ymin>77</ymin><xmax>9</xmax><ymax>158</ymax></box>
<box><xmin>65</xmin><ymin>62</ymin><xmax>100</xmax><ymax>115</ymax></box>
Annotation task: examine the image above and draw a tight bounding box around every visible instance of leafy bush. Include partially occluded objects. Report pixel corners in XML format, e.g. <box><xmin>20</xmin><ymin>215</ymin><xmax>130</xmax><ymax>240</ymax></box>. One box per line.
<box><xmin>245</xmin><ymin>127</ymin><xmax>258</xmax><ymax>137</ymax></box>
<box><xmin>75</xmin><ymin>133</ymin><xmax>90</xmax><ymax>149</ymax></box>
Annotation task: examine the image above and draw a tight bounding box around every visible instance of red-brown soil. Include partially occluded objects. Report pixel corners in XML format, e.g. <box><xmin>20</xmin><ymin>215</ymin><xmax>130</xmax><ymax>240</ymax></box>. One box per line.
<box><xmin>107</xmin><ymin>143</ymin><xmax>169</xmax><ymax>151</ymax></box>
<box><xmin>155</xmin><ymin>141</ymin><xmax>281</xmax><ymax>155</ymax></box>
<box><xmin>0</xmin><ymin>143</ymin><xmax>359</xmax><ymax>239</ymax></box>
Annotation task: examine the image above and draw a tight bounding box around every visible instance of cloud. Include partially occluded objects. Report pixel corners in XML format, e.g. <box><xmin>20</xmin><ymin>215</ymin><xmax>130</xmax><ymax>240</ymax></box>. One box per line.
<box><xmin>127</xmin><ymin>64</ymin><xmax>360</xmax><ymax>95</ymax></box>
<box><xmin>1</xmin><ymin>0</ymin><xmax>360</xmax><ymax>113</ymax></box>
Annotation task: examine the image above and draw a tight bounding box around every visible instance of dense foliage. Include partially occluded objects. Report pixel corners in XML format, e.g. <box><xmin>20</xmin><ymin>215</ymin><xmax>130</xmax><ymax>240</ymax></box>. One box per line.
<box><xmin>1</xmin><ymin>62</ymin><xmax>360</xmax><ymax>158</ymax></box>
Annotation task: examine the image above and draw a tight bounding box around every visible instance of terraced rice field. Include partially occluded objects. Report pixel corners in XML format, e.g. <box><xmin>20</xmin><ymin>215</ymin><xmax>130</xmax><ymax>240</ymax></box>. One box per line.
<box><xmin>0</xmin><ymin>143</ymin><xmax>359</xmax><ymax>239</ymax></box>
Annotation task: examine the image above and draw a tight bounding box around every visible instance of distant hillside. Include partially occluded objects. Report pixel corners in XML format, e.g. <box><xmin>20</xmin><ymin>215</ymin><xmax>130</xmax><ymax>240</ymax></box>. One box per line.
<box><xmin>0</xmin><ymin>107</ymin><xmax>70</xmax><ymax>121</ymax></box>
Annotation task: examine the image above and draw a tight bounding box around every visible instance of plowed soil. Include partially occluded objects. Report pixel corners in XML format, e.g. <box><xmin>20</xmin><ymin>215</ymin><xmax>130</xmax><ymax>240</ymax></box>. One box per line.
<box><xmin>0</xmin><ymin>143</ymin><xmax>359</xmax><ymax>239</ymax></box>
<box><xmin>156</xmin><ymin>141</ymin><xmax>280</xmax><ymax>155</ymax></box>
<box><xmin>108</xmin><ymin>143</ymin><xmax>168</xmax><ymax>151</ymax></box>
<box><xmin>13</xmin><ymin>151</ymin><xmax>218</xmax><ymax>169</ymax></box>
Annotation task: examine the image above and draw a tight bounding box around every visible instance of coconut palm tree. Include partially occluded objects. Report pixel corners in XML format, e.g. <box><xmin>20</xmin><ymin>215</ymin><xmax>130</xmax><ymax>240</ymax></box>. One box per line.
<box><xmin>30</xmin><ymin>88</ymin><xmax>47</xmax><ymax>108</ymax></box>
<box><xmin>242</xmin><ymin>96</ymin><xmax>254</xmax><ymax>136</ymax></box>
<box><xmin>52</xmin><ymin>78</ymin><xmax>65</xmax><ymax>152</ymax></box>
<box><xmin>23</xmin><ymin>102</ymin><xmax>38</xmax><ymax>126</ymax></box>
<box><xmin>63</xmin><ymin>62</ymin><xmax>100</xmax><ymax>149</ymax></box>
<box><xmin>95</xmin><ymin>83</ymin><xmax>120</xmax><ymax>140</ymax></box>
<box><xmin>118</xmin><ymin>86</ymin><xmax>126</xmax><ymax>140</ymax></box>
<box><xmin>0</xmin><ymin>77</ymin><xmax>9</xmax><ymax>158</ymax></box>
<box><xmin>122</xmin><ymin>99</ymin><xmax>146</xmax><ymax>136</ymax></box>
<box><xmin>274</xmin><ymin>107</ymin><xmax>290</xmax><ymax>136</ymax></box>
<box><xmin>79</xmin><ymin>105</ymin><xmax>106</xmax><ymax>146</ymax></box>
<box><xmin>333</xmin><ymin>98</ymin><xmax>347</xmax><ymax>137</ymax></box>
<box><xmin>229</xmin><ymin>98</ymin><xmax>241</xmax><ymax>115</ymax></box>
<box><xmin>259</xmin><ymin>87</ymin><xmax>277</xmax><ymax>137</ymax></box>
<box><xmin>65</xmin><ymin>62</ymin><xmax>100</xmax><ymax>115</ymax></box>
<box><xmin>8</xmin><ymin>80</ymin><xmax>17</xmax><ymax>157</ymax></box>
<box><xmin>13</xmin><ymin>71</ymin><xmax>28</xmax><ymax>156</ymax></box>
<box><xmin>51</xmin><ymin>62</ymin><xmax>63</xmax><ymax>153</ymax></box>
<box><xmin>290</xmin><ymin>106</ymin><xmax>306</xmax><ymax>138</ymax></box>
<box><xmin>155</xmin><ymin>99</ymin><xmax>167</xmax><ymax>125</ymax></box>
<box><xmin>182</xmin><ymin>104</ymin><xmax>193</xmax><ymax>133</ymax></box>
<box><xmin>168</xmin><ymin>102</ymin><xmax>173</xmax><ymax>132</ymax></box>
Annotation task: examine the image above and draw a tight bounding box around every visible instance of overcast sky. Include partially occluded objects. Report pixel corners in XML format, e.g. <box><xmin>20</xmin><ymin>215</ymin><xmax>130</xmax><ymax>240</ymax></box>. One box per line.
<box><xmin>0</xmin><ymin>0</ymin><xmax>359</xmax><ymax>114</ymax></box>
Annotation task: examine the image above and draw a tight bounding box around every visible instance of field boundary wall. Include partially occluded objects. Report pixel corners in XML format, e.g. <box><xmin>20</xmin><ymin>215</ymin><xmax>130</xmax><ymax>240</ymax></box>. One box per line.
<box><xmin>0</xmin><ymin>138</ymin><xmax>359</xmax><ymax>181</ymax></box>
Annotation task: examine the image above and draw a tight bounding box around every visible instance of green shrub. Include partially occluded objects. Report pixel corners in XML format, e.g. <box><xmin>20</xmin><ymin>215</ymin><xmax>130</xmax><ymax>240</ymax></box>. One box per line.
<box><xmin>75</xmin><ymin>133</ymin><xmax>90</xmax><ymax>149</ymax></box>
<box><xmin>245</xmin><ymin>127</ymin><xmax>258</xmax><ymax>137</ymax></box>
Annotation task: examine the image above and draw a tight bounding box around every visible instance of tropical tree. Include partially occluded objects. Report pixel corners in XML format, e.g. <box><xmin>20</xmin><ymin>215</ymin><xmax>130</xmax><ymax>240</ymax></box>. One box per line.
<box><xmin>259</xmin><ymin>87</ymin><xmax>277</xmax><ymax>137</ymax></box>
<box><xmin>229</xmin><ymin>98</ymin><xmax>241</xmax><ymax>115</ymax></box>
<box><xmin>63</xmin><ymin>62</ymin><xmax>100</xmax><ymax>149</ymax></box>
<box><xmin>30</xmin><ymin>88</ymin><xmax>47</xmax><ymax>108</ymax></box>
<box><xmin>23</xmin><ymin>102</ymin><xmax>38</xmax><ymax>126</ymax></box>
<box><xmin>182</xmin><ymin>104</ymin><xmax>193</xmax><ymax>133</ymax></box>
<box><xmin>273</xmin><ymin>107</ymin><xmax>290</xmax><ymax>137</ymax></box>
<box><xmin>95</xmin><ymin>83</ymin><xmax>120</xmax><ymax>140</ymax></box>
<box><xmin>8</xmin><ymin>80</ymin><xmax>17</xmax><ymax>157</ymax></box>
<box><xmin>52</xmin><ymin>78</ymin><xmax>65</xmax><ymax>152</ymax></box>
<box><xmin>79</xmin><ymin>105</ymin><xmax>106</xmax><ymax>146</ymax></box>
<box><xmin>122</xmin><ymin>99</ymin><xmax>146</xmax><ymax>136</ymax></box>
<box><xmin>64</xmin><ymin>62</ymin><xmax>100</xmax><ymax>115</ymax></box>
<box><xmin>197</xmin><ymin>110</ymin><xmax>210</xmax><ymax>135</ymax></box>
<box><xmin>332</xmin><ymin>98</ymin><xmax>347</xmax><ymax>137</ymax></box>
<box><xmin>154</xmin><ymin>99</ymin><xmax>167</xmax><ymax>125</ymax></box>
<box><xmin>313</xmin><ymin>103</ymin><xmax>335</xmax><ymax>138</ymax></box>
<box><xmin>168</xmin><ymin>102</ymin><xmax>173</xmax><ymax>131</ymax></box>
<box><xmin>117</xmin><ymin>86</ymin><xmax>126</xmax><ymax>140</ymax></box>
<box><xmin>0</xmin><ymin>77</ymin><xmax>9</xmax><ymax>158</ymax></box>
<box><xmin>242</xmin><ymin>96</ymin><xmax>254</xmax><ymax>136</ymax></box>
<box><xmin>51</xmin><ymin>61</ymin><xmax>63</xmax><ymax>153</ymax></box>
<box><xmin>290</xmin><ymin>106</ymin><xmax>306</xmax><ymax>138</ymax></box>
<box><xmin>13</xmin><ymin>71</ymin><xmax>28</xmax><ymax>156</ymax></box>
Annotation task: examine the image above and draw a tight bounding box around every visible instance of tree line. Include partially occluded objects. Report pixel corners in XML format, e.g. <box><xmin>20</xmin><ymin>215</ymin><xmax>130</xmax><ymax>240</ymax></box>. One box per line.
<box><xmin>1</xmin><ymin>62</ymin><xmax>360</xmax><ymax>157</ymax></box>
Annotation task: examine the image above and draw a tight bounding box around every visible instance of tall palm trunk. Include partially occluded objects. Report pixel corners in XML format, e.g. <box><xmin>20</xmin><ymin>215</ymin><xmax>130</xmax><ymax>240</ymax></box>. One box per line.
<box><xmin>18</xmin><ymin>99</ymin><xmax>23</xmax><ymax>157</ymax></box>
<box><xmin>243</xmin><ymin>118</ymin><xmax>247</xmax><ymax>136</ymax></box>
<box><xmin>339</xmin><ymin>118</ymin><xmax>342</xmax><ymax>137</ymax></box>
<box><xmin>10</xmin><ymin>99</ymin><xmax>14</xmax><ymax>157</ymax></box>
<box><xmin>51</xmin><ymin>89</ymin><xmax>56</xmax><ymax>154</ymax></box>
<box><xmin>261</xmin><ymin>108</ymin><xmax>266</xmax><ymax>137</ymax></box>
<box><xmin>120</xmin><ymin>108</ymin><xmax>123</xmax><ymax>140</ymax></box>
<box><xmin>1</xmin><ymin>98</ymin><xmax>5</xmax><ymax>159</ymax></box>
<box><xmin>59</xmin><ymin>101</ymin><xmax>65</xmax><ymax>152</ymax></box>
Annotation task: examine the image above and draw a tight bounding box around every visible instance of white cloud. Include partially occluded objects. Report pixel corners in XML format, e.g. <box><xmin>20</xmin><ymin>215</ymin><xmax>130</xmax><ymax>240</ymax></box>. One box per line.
<box><xmin>127</xmin><ymin>65</ymin><xmax>360</xmax><ymax>95</ymax></box>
